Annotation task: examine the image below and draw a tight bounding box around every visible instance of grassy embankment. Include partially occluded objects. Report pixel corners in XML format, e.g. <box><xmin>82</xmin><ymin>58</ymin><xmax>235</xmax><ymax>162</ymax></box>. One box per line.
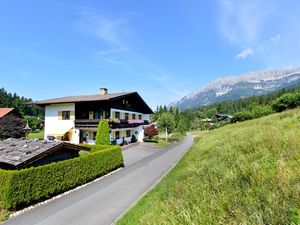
<box><xmin>118</xmin><ymin>109</ymin><xmax>300</xmax><ymax>224</ymax></box>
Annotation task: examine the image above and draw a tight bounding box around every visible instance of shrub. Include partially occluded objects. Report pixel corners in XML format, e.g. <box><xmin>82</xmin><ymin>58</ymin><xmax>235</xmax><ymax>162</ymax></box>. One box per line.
<box><xmin>171</xmin><ymin>132</ymin><xmax>186</xmax><ymax>142</ymax></box>
<box><xmin>0</xmin><ymin>146</ymin><xmax>123</xmax><ymax>210</ymax></box>
<box><xmin>231</xmin><ymin>111</ymin><xmax>254</xmax><ymax>123</ymax></box>
<box><xmin>131</xmin><ymin>135</ymin><xmax>137</xmax><ymax>143</ymax></box>
<box><xmin>272</xmin><ymin>92</ymin><xmax>300</xmax><ymax>112</ymax></box>
<box><xmin>251</xmin><ymin>105</ymin><xmax>274</xmax><ymax>118</ymax></box>
<box><xmin>0</xmin><ymin>116</ymin><xmax>25</xmax><ymax>140</ymax></box>
<box><xmin>80</xmin><ymin>144</ymin><xmax>112</xmax><ymax>153</ymax></box>
<box><xmin>144</xmin><ymin>125</ymin><xmax>159</xmax><ymax>138</ymax></box>
<box><xmin>23</xmin><ymin>115</ymin><xmax>41</xmax><ymax>131</ymax></box>
<box><xmin>95</xmin><ymin>120</ymin><xmax>110</xmax><ymax>145</ymax></box>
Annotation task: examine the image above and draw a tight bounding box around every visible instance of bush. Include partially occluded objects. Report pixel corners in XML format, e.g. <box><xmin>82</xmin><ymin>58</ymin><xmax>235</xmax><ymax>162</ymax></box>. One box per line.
<box><xmin>0</xmin><ymin>146</ymin><xmax>123</xmax><ymax>210</ymax></box>
<box><xmin>95</xmin><ymin>120</ymin><xmax>110</xmax><ymax>145</ymax></box>
<box><xmin>144</xmin><ymin>125</ymin><xmax>159</xmax><ymax>138</ymax></box>
<box><xmin>23</xmin><ymin>115</ymin><xmax>41</xmax><ymax>131</ymax></box>
<box><xmin>131</xmin><ymin>135</ymin><xmax>137</xmax><ymax>143</ymax></box>
<box><xmin>0</xmin><ymin>116</ymin><xmax>25</xmax><ymax>140</ymax></box>
<box><xmin>80</xmin><ymin>144</ymin><xmax>112</xmax><ymax>153</ymax></box>
<box><xmin>251</xmin><ymin>105</ymin><xmax>274</xmax><ymax>118</ymax></box>
<box><xmin>171</xmin><ymin>132</ymin><xmax>186</xmax><ymax>142</ymax></box>
<box><xmin>231</xmin><ymin>111</ymin><xmax>254</xmax><ymax>123</ymax></box>
<box><xmin>272</xmin><ymin>92</ymin><xmax>300</xmax><ymax>112</ymax></box>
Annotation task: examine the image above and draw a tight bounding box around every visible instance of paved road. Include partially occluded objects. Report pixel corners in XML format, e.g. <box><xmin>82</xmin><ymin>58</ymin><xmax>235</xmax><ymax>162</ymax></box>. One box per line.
<box><xmin>4</xmin><ymin>134</ymin><xmax>194</xmax><ymax>225</ymax></box>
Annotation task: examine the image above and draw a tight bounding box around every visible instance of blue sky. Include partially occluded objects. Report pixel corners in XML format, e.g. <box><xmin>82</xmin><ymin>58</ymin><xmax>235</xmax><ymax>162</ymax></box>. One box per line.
<box><xmin>0</xmin><ymin>0</ymin><xmax>300</xmax><ymax>108</ymax></box>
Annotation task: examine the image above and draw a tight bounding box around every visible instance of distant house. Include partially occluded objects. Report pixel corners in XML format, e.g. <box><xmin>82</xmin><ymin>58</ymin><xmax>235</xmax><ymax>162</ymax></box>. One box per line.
<box><xmin>0</xmin><ymin>138</ymin><xmax>89</xmax><ymax>170</ymax></box>
<box><xmin>0</xmin><ymin>108</ymin><xmax>21</xmax><ymax>120</ymax></box>
<box><xmin>215</xmin><ymin>114</ymin><xmax>232</xmax><ymax>121</ymax></box>
<box><xmin>34</xmin><ymin>88</ymin><xmax>153</xmax><ymax>145</ymax></box>
<box><xmin>0</xmin><ymin>108</ymin><xmax>25</xmax><ymax>140</ymax></box>
<box><xmin>202</xmin><ymin>118</ymin><xmax>213</xmax><ymax>127</ymax></box>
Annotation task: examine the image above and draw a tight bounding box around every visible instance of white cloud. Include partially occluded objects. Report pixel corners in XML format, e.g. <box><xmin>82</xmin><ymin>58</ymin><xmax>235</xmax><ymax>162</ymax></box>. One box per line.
<box><xmin>218</xmin><ymin>0</ymin><xmax>300</xmax><ymax>68</ymax></box>
<box><xmin>218</xmin><ymin>0</ymin><xmax>276</xmax><ymax>44</ymax></box>
<box><xmin>76</xmin><ymin>10</ymin><xmax>128</xmax><ymax>47</ymax></box>
<box><xmin>236</xmin><ymin>48</ymin><xmax>254</xmax><ymax>59</ymax></box>
<box><xmin>270</xmin><ymin>34</ymin><xmax>281</xmax><ymax>42</ymax></box>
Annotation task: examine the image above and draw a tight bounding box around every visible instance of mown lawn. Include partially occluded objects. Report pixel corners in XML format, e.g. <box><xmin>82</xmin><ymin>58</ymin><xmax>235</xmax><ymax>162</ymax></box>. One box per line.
<box><xmin>28</xmin><ymin>130</ymin><xmax>44</xmax><ymax>140</ymax></box>
<box><xmin>118</xmin><ymin>109</ymin><xmax>300</xmax><ymax>224</ymax></box>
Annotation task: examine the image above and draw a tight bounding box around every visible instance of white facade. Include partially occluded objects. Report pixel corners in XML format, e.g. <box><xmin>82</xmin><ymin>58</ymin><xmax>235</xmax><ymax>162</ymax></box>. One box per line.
<box><xmin>44</xmin><ymin>105</ymin><xmax>149</xmax><ymax>145</ymax></box>
<box><xmin>44</xmin><ymin>103</ymin><xmax>79</xmax><ymax>144</ymax></box>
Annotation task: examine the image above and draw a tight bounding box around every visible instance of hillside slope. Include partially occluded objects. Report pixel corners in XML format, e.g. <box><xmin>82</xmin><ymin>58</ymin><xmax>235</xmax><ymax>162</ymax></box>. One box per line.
<box><xmin>170</xmin><ymin>67</ymin><xmax>300</xmax><ymax>109</ymax></box>
<box><xmin>118</xmin><ymin>109</ymin><xmax>300</xmax><ymax>224</ymax></box>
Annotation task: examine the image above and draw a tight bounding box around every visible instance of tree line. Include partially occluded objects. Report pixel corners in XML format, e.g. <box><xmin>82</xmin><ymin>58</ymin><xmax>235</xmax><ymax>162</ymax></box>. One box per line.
<box><xmin>0</xmin><ymin>87</ymin><xmax>42</xmax><ymax>131</ymax></box>
<box><xmin>152</xmin><ymin>86</ymin><xmax>300</xmax><ymax>131</ymax></box>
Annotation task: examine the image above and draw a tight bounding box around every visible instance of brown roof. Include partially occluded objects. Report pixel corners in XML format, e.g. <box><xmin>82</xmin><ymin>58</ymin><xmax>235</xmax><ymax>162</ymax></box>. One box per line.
<box><xmin>0</xmin><ymin>108</ymin><xmax>14</xmax><ymax>118</ymax></box>
<box><xmin>34</xmin><ymin>92</ymin><xmax>135</xmax><ymax>105</ymax></box>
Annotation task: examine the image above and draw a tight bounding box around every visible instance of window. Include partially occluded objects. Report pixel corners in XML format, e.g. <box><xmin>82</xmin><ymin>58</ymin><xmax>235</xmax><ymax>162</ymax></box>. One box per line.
<box><xmin>126</xmin><ymin>130</ymin><xmax>131</xmax><ymax>137</ymax></box>
<box><xmin>125</xmin><ymin>113</ymin><xmax>129</xmax><ymax>120</ymax></box>
<box><xmin>138</xmin><ymin>114</ymin><xmax>142</xmax><ymax>120</ymax></box>
<box><xmin>89</xmin><ymin>111</ymin><xmax>94</xmax><ymax>120</ymax></box>
<box><xmin>62</xmin><ymin>111</ymin><xmax>70</xmax><ymax>120</ymax></box>
<box><xmin>95</xmin><ymin>112</ymin><xmax>101</xmax><ymax>119</ymax></box>
<box><xmin>116</xmin><ymin>131</ymin><xmax>120</xmax><ymax>139</ymax></box>
<box><xmin>115</xmin><ymin>112</ymin><xmax>120</xmax><ymax>119</ymax></box>
<box><xmin>93</xmin><ymin>132</ymin><xmax>97</xmax><ymax>140</ymax></box>
<box><xmin>132</xmin><ymin>114</ymin><xmax>136</xmax><ymax>119</ymax></box>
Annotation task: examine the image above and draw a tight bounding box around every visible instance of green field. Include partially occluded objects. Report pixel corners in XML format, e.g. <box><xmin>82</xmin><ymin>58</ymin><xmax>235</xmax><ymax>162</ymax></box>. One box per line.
<box><xmin>118</xmin><ymin>109</ymin><xmax>300</xmax><ymax>224</ymax></box>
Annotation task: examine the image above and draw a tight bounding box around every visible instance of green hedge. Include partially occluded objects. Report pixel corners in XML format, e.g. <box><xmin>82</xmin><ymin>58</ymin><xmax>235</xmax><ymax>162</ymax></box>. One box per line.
<box><xmin>0</xmin><ymin>146</ymin><xmax>123</xmax><ymax>210</ymax></box>
<box><xmin>80</xmin><ymin>144</ymin><xmax>112</xmax><ymax>153</ymax></box>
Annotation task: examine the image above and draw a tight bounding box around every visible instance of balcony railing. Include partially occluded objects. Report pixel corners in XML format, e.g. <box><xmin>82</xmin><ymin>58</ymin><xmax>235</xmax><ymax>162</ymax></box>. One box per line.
<box><xmin>75</xmin><ymin>118</ymin><xmax>149</xmax><ymax>129</ymax></box>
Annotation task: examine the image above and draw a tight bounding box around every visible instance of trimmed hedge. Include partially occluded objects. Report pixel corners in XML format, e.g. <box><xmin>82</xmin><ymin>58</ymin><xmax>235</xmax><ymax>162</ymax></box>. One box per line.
<box><xmin>80</xmin><ymin>144</ymin><xmax>112</xmax><ymax>153</ymax></box>
<box><xmin>95</xmin><ymin>120</ymin><xmax>110</xmax><ymax>145</ymax></box>
<box><xmin>0</xmin><ymin>146</ymin><xmax>123</xmax><ymax>210</ymax></box>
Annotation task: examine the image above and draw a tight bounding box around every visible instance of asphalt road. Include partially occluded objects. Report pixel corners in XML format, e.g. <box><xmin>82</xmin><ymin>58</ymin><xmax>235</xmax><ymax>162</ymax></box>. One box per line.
<box><xmin>4</xmin><ymin>134</ymin><xmax>194</xmax><ymax>225</ymax></box>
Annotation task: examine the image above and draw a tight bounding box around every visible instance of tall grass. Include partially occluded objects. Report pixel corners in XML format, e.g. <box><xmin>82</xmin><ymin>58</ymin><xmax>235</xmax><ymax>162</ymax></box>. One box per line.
<box><xmin>118</xmin><ymin>109</ymin><xmax>300</xmax><ymax>224</ymax></box>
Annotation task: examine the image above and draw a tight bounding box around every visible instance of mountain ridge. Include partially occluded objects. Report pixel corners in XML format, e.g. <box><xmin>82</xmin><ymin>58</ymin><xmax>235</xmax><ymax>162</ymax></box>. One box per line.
<box><xmin>170</xmin><ymin>67</ymin><xmax>300</xmax><ymax>109</ymax></box>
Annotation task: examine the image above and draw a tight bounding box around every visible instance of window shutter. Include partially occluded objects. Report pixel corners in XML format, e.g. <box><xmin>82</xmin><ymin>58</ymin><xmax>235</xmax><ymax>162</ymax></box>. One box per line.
<box><xmin>58</xmin><ymin>111</ymin><xmax>62</xmax><ymax>120</ymax></box>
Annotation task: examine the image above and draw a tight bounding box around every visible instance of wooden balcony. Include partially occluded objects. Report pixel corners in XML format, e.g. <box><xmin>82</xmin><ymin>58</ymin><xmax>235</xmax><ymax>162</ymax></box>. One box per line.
<box><xmin>75</xmin><ymin>119</ymin><xmax>149</xmax><ymax>129</ymax></box>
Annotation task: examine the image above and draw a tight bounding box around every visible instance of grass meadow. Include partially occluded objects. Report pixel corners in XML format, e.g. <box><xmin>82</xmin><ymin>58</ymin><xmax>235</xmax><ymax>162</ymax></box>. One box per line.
<box><xmin>118</xmin><ymin>109</ymin><xmax>300</xmax><ymax>224</ymax></box>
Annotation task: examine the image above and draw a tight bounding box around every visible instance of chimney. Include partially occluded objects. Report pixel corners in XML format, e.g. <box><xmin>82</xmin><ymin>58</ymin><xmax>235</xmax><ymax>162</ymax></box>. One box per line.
<box><xmin>100</xmin><ymin>88</ymin><xmax>108</xmax><ymax>95</ymax></box>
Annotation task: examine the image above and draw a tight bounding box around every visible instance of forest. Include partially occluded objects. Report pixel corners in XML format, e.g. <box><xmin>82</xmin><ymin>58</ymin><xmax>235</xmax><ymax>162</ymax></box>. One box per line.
<box><xmin>0</xmin><ymin>88</ymin><xmax>42</xmax><ymax>132</ymax></box>
<box><xmin>152</xmin><ymin>86</ymin><xmax>300</xmax><ymax>132</ymax></box>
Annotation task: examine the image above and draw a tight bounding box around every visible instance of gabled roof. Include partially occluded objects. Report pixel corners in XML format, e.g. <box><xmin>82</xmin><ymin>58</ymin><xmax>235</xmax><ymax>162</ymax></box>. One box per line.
<box><xmin>0</xmin><ymin>108</ymin><xmax>14</xmax><ymax>118</ymax></box>
<box><xmin>34</xmin><ymin>92</ymin><xmax>134</xmax><ymax>105</ymax></box>
<box><xmin>34</xmin><ymin>91</ymin><xmax>153</xmax><ymax>114</ymax></box>
<box><xmin>0</xmin><ymin>138</ymin><xmax>89</xmax><ymax>169</ymax></box>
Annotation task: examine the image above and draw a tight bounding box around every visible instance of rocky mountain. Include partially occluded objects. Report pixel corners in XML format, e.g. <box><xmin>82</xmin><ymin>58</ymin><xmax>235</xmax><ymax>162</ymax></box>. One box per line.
<box><xmin>170</xmin><ymin>68</ymin><xmax>300</xmax><ymax>110</ymax></box>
